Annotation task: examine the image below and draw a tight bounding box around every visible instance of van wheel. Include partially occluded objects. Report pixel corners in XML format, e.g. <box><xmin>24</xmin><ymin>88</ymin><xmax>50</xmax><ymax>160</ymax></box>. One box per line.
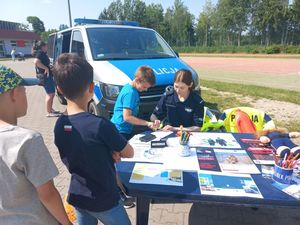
<box><xmin>88</xmin><ymin>101</ymin><xmax>101</xmax><ymax>116</ymax></box>
<box><xmin>56</xmin><ymin>90</ymin><xmax>67</xmax><ymax>105</ymax></box>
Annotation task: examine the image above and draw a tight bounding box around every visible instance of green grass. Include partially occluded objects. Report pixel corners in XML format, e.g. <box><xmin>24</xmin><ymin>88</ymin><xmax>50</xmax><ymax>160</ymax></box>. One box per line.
<box><xmin>276</xmin><ymin>120</ymin><xmax>300</xmax><ymax>132</ymax></box>
<box><xmin>201</xmin><ymin>79</ymin><xmax>300</xmax><ymax>105</ymax></box>
<box><xmin>200</xmin><ymin>79</ymin><xmax>300</xmax><ymax>131</ymax></box>
<box><xmin>202</xmin><ymin>89</ymin><xmax>252</xmax><ymax>113</ymax></box>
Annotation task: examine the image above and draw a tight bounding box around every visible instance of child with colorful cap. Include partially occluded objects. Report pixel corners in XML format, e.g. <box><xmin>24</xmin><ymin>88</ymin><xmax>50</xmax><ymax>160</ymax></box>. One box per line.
<box><xmin>0</xmin><ymin>65</ymin><xmax>72</xmax><ymax>225</ymax></box>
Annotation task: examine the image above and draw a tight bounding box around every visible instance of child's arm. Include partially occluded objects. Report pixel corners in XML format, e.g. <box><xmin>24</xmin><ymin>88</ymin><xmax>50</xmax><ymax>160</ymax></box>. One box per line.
<box><xmin>119</xmin><ymin>143</ymin><xmax>134</xmax><ymax>158</ymax></box>
<box><xmin>36</xmin><ymin>180</ymin><xmax>72</xmax><ymax>225</ymax></box>
<box><xmin>123</xmin><ymin>108</ymin><xmax>159</xmax><ymax>129</ymax></box>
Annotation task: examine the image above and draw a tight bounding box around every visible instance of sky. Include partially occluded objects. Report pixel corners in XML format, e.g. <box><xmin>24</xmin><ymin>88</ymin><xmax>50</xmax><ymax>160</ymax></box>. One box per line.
<box><xmin>0</xmin><ymin>0</ymin><xmax>217</xmax><ymax>30</ymax></box>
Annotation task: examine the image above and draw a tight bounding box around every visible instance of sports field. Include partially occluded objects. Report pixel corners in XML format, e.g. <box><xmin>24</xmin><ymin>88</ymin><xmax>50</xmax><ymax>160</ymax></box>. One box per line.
<box><xmin>182</xmin><ymin>56</ymin><xmax>300</xmax><ymax>92</ymax></box>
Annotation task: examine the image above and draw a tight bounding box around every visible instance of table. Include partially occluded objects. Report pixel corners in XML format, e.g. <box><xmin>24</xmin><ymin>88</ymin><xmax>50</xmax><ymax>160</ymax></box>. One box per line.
<box><xmin>116</xmin><ymin>133</ymin><xmax>300</xmax><ymax>225</ymax></box>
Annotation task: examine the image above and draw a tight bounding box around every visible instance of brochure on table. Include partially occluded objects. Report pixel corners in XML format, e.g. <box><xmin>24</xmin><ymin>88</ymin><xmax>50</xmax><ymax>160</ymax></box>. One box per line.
<box><xmin>129</xmin><ymin>163</ymin><xmax>183</xmax><ymax>186</ymax></box>
<box><xmin>162</xmin><ymin>147</ymin><xmax>200</xmax><ymax>171</ymax></box>
<box><xmin>214</xmin><ymin>149</ymin><xmax>261</xmax><ymax>174</ymax></box>
<box><xmin>122</xmin><ymin>131</ymin><xmax>172</xmax><ymax>163</ymax></box>
<box><xmin>196</xmin><ymin>147</ymin><xmax>221</xmax><ymax>172</ymax></box>
<box><xmin>188</xmin><ymin>133</ymin><xmax>241</xmax><ymax>148</ymax></box>
<box><xmin>239</xmin><ymin>138</ymin><xmax>275</xmax><ymax>165</ymax></box>
<box><xmin>198</xmin><ymin>171</ymin><xmax>263</xmax><ymax>198</ymax></box>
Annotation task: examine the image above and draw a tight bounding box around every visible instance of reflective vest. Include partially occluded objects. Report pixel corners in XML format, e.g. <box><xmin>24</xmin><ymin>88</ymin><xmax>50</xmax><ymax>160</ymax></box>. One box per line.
<box><xmin>219</xmin><ymin>107</ymin><xmax>275</xmax><ymax>133</ymax></box>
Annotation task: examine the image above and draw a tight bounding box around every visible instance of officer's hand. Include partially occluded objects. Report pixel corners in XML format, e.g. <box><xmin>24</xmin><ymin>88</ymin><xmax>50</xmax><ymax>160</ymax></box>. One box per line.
<box><xmin>153</xmin><ymin>120</ymin><xmax>161</xmax><ymax>130</ymax></box>
<box><xmin>162</xmin><ymin>125</ymin><xmax>174</xmax><ymax>131</ymax></box>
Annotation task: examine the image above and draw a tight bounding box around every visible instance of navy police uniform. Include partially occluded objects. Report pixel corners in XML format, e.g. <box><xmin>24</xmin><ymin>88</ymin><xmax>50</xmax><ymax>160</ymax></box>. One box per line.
<box><xmin>152</xmin><ymin>87</ymin><xmax>205</xmax><ymax>127</ymax></box>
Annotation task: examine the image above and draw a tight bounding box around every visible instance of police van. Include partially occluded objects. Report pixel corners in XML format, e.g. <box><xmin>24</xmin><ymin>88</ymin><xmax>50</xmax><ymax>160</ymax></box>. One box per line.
<box><xmin>48</xmin><ymin>18</ymin><xmax>200</xmax><ymax>121</ymax></box>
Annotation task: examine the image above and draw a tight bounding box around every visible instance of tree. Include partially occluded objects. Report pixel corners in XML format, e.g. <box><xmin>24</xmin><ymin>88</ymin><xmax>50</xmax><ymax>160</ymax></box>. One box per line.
<box><xmin>251</xmin><ymin>0</ymin><xmax>289</xmax><ymax>46</ymax></box>
<box><xmin>289</xmin><ymin>0</ymin><xmax>300</xmax><ymax>44</ymax></box>
<box><xmin>26</xmin><ymin>16</ymin><xmax>45</xmax><ymax>35</ymax></box>
<box><xmin>144</xmin><ymin>3</ymin><xmax>164</xmax><ymax>32</ymax></box>
<box><xmin>99</xmin><ymin>0</ymin><xmax>124</xmax><ymax>20</ymax></box>
<box><xmin>40</xmin><ymin>29</ymin><xmax>57</xmax><ymax>42</ymax></box>
<box><xmin>18</xmin><ymin>23</ymin><xmax>30</xmax><ymax>31</ymax></box>
<box><xmin>59</xmin><ymin>24</ymin><xmax>68</xmax><ymax>31</ymax></box>
<box><xmin>167</xmin><ymin>0</ymin><xmax>195</xmax><ymax>46</ymax></box>
<box><xmin>214</xmin><ymin>0</ymin><xmax>250</xmax><ymax>46</ymax></box>
<box><xmin>196</xmin><ymin>0</ymin><xmax>215</xmax><ymax>46</ymax></box>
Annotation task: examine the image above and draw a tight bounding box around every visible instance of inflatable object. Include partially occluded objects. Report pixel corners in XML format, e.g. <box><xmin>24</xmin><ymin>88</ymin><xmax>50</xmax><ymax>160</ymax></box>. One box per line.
<box><xmin>235</xmin><ymin>109</ymin><xmax>257</xmax><ymax>134</ymax></box>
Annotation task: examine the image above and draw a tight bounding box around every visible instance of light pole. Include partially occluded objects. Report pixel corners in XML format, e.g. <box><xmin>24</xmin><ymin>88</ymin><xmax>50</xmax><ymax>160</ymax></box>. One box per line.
<box><xmin>67</xmin><ymin>0</ymin><xmax>72</xmax><ymax>27</ymax></box>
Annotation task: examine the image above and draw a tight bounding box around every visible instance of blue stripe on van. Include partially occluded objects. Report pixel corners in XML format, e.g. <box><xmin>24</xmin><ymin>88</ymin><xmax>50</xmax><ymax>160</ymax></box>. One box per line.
<box><xmin>94</xmin><ymin>83</ymin><xmax>102</xmax><ymax>101</ymax></box>
<box><xmin>108</xmin><ymin>58</ymin><xmax>192</xmax><ymax>86</ymax></box>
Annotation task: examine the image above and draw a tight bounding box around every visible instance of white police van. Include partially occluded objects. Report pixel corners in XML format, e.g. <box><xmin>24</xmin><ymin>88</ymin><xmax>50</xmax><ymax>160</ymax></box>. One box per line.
<box><xmin>48</xmin><ymin>18</ymin><xmax>200</xmax><ymax>121</ymax></box>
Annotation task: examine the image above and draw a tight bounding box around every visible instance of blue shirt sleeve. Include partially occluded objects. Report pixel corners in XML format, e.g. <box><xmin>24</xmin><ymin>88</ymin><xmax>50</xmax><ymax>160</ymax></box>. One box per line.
<box><xmin>122</xmin><ymin>90</ymin><xmax>139</xmax><ymax>110</ymax></box>
<box><xmin>98</xmin><ymin>119</ymin><xmax>128</xmax><ymax>152</ymax></box>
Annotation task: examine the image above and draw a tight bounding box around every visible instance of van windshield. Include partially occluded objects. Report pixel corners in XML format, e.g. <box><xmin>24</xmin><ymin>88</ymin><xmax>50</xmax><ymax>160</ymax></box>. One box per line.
<box><xmin>87</xmin><ymin>27</ymin><xmax>176</xmax><ymax>60</ymax></box>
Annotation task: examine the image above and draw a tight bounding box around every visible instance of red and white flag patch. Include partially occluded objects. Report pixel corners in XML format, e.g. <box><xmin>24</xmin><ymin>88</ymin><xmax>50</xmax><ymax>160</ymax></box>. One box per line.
<box><xmin>64</xmin><ymin>125</ymin><xmax>72</xmax><ymax>132</ymax></box>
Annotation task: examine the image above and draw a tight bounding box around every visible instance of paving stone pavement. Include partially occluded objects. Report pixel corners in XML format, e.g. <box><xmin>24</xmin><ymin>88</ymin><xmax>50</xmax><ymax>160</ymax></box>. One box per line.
<box><xmin>2</xmin><ymin>59</ymin><xmax>300</xmax><ymax>225</ymax></box>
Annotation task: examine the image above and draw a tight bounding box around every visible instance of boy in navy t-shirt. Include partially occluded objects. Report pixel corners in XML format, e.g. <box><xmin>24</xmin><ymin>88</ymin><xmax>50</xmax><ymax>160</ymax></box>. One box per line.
<box><xmin>52</xmin><ymin>53</ymin><xmax>133</xmax><ymax>225</ymax></box>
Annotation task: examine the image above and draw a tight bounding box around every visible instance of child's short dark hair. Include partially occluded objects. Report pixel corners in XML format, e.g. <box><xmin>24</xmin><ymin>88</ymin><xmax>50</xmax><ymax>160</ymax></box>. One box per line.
<box><xmin>53</xmin><ymin>53</ymin><xmax>93</xmax><ymax>100</ymax></box>
<box><xmin>134</xmin><ymin>66</ymin><xmax>155</xmax><ymax>86</ymax></box>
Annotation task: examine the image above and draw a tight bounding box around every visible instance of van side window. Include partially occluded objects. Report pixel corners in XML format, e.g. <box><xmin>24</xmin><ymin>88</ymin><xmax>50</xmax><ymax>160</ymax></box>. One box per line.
<box><xmin>71</xmin><ymin>30</ymin><xmax>85</xmax><ymax>58</ymax></box>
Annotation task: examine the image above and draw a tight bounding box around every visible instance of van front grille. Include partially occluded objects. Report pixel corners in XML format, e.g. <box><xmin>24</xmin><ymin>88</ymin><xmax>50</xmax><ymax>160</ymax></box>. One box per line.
<box><xmin>139</xmin><ymin>85</ymin><xmax>167</xmax><ymax>103</ymax></box>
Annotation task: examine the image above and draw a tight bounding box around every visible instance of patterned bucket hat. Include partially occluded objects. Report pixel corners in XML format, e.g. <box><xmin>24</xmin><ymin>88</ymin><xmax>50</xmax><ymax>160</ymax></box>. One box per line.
<box><xmin>0</xmin><ymin>65</ymin><xmax>38</xmax><ymax>95</ymax></box>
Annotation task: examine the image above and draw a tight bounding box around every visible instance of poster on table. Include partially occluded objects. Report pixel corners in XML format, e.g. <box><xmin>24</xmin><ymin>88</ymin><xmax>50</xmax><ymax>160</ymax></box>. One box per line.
<box><xmin>198</xmin><ymin>171</ymin><xmax>263</xmax><ymax>198</ymax></box>
<box><xmin>214</xmin><ymin>149</ymin><xmax>261</xmax><ymax>174</ymax></box>
<box><xmin>122</xmin><ymin>132</ymin><xmax>172</xmax><ymax>163</ymax></box>
<box><xmin>129</xmin><ymin>163</ymin><xmax>183</xmax><ymax>186</ymax></box>
<box><xmin>239</xmin><ymin>138</ymin><xmax>275</xmax><ymax>165</ymax></box>
<box><xmin>188</xmin><ymin>133</ymin><xmax>241</xmax><ymax>148</ymax></box>
<box><xmin>196</xmin><ymin>147</ymin><xmax>221</xmax><ymax>172</ymax></box>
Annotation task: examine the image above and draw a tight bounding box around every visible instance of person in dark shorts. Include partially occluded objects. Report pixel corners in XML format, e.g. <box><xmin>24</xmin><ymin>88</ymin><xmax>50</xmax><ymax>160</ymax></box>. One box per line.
<box><xmin>32</xmin><ymin>40</ymin><xmax>60</xmax><ymax>117</ymax></box>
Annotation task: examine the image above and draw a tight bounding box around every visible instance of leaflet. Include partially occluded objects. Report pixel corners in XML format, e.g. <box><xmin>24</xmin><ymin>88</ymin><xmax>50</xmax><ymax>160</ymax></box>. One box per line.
<box><xmin>163</xmin><ymin>147</ymin><xmax>200</xmax><ymax>171</ymax></box>
<box><xmin>198</xmin><ymin>171</ymin><xmax>263</xmax><ymax>198</ymax></box>
<box><xmin>188</xmin><ymin>132</ymin><xmax>241</xmax><ymax>148</ymax></box>
<box><xmin>130</xmin><ymin>163</ymin><xmax>183</xmax><ymax>186</ymax></box>
<box><xmin>214</xmin><ymin>149</ymin><xmax>260</xmax><ymax>174</ymax></box>
<box><xmin>196</xmin><ymin>147</ymin><xmax>221</xmax><ymax>172</ymax></box>
<box><xmin>122</xmin><ymin>132</ymin><xmax>172</xmax><ymax>163</ymax></box>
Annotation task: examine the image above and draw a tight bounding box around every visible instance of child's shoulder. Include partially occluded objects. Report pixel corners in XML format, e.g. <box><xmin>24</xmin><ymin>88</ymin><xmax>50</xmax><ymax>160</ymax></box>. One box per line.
<box><xmin>1</xmin><ymin>125</ymin><xmax>42</xmax><ymax>143</ymax></box>
<box><xmin>5</xmin><ymin>125</ymin><xmax>40</xmax><ymax>136</ymax></box>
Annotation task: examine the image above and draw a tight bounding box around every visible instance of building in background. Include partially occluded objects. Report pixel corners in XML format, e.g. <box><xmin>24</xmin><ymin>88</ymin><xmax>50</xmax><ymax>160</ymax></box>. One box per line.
<box><xmin>0</xmin><ymin>20</ymin><xmax>39</xmax><ymax>57</ymax></box>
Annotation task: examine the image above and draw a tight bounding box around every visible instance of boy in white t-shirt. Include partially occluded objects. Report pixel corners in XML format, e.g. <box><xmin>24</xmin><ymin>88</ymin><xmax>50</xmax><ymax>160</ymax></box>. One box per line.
<box><xmin>0</xmin><ymin>65</ymin><xmax>72</xmax><ymax>225</ymax></box>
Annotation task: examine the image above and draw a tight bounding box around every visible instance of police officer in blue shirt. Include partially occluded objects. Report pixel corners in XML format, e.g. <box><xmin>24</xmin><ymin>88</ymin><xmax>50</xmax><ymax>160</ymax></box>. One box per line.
<box><xmin>150</xmin><ymin>69</ymin><xmax>205</xmax><ymax>132</ymax></box>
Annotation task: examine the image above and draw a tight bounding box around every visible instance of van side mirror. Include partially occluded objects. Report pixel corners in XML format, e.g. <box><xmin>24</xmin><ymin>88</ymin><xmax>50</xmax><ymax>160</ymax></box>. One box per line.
<box><xmin>175</xmin><ymin>51</ymin><xmax>179</xmax><ymax>57</ymax></box>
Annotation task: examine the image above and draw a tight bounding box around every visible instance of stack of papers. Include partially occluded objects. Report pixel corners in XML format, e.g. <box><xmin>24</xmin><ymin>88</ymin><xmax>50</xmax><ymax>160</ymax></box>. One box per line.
<box><xmin>124</xmin><ymin>131</ymin><xmax>265</xmax><ymax>197</ymax></box>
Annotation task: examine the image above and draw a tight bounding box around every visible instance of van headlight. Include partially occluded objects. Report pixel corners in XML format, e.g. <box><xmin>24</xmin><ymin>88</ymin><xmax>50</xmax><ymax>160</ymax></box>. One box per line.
<box><xmin>100</xmin><ymin>83</ymin><xmax>122</xmax><ymax>100</ymax></box>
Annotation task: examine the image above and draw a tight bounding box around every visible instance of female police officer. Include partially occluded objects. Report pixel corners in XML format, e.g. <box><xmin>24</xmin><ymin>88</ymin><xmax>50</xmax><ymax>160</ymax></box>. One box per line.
<box><xmin>150</xmin><ymin>69</ymin><xmax>205</xmax><ymax>132</ymax></box>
